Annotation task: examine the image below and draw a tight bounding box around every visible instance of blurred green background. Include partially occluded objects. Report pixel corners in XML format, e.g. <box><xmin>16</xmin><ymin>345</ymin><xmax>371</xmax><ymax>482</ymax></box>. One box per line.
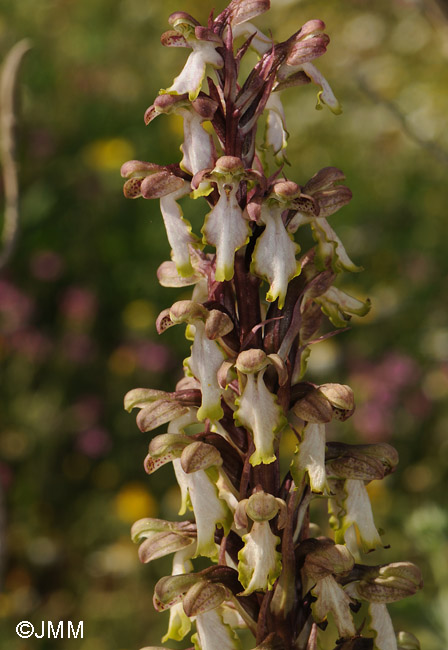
<box><xmin>1</xmin><ymin>0</ymin><xmax>447</xmax><ymax>648</ymax></box>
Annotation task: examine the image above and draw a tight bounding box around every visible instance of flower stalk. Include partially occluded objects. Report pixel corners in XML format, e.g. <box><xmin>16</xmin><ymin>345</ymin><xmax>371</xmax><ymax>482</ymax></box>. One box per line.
<box><xmin>121</xmin><ymin>2</ymin><xmax>422</xmax><ymax>649</ymax></box>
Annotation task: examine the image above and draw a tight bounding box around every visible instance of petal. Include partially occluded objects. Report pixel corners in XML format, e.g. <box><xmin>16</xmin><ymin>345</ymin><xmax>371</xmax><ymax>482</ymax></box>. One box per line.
<box><xmin>251</xmin><ymin>206</ymin><xmax>300</xmax><ymax>309</ymax></box>
<box><xmin>301</xmin><ymin>62</ymin><xmax>342</xmax><ymax>115</ymax></box>
<box><xmin>290</xmin><ymin>422</ymin><xmax>328</xmax><ymax>494</ymax></box>
<box><xmin>187</xmin><ymin>321</ymin><xmax>226</xmax><ymax>421</ymax></box>
<box><xmin>311</xmin><ymin>575</ymin><xmax>356</xmax><ymax>638</ymax></box>
<box><xmin>195</xmin><ymin>608</ymin><xmax>242</xmax><ymax>650</ymax></box>
<box><xmin>369</xmin><ymin>603</ymin><xmax>398</xmax><ymax>650</ymax></box>
<box><xmin>238</xmin><ymin>521</ymin><xmax>281</xmax><ymax>595</ymax></box>
<box><xmin>173</xmin><ymin>459</ymin><xmax>232</xmax><ymax>558</ymax></box>
<box><xmin>234</xmin><ymin>371</ymin><xmax>287</xmax><ymax>466</ymax></box>
<box><xmin>159</xmin><ymin>184</ymin><xmax>201</xmax><ymax>277</ymax></box>
<box><xmin>202</xmin><ymin>184</ymin><xmax>251</xmax><ymax>282</ymax></box>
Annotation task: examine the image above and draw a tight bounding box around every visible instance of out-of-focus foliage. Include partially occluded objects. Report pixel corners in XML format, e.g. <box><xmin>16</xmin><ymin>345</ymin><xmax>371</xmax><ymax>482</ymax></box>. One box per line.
<box><xmin>0</xmin><ymin>0</ymin><xmax>447</xmax><ymax>648</ymax></box>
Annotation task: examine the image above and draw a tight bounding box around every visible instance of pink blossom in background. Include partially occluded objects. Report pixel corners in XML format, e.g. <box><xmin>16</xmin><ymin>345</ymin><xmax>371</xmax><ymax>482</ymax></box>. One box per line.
<box><xmin>8</xmin><ymin>330</ymin><xmax>52</xmax><ymax>362</ymax></box>
<box><xmin>134</xmin><ymin>340</ymin><xmax>173</xmax><ymax>373</ymax></box>
<box><xmin>0</xmin><ymin>462</ymin><xmax>13</xmax><ymax>490</ymax></box>
<box><xmin>60</xmin><ymin>287</ymin><xmax>98</xmax><ymax>326</ymax></box>
<box><xmin>29</xmin><ymin>128</ymin><xmax>56</xmax><ymax>160</ymax></box>
<box><xmin>60</xmin><ymin>332</ymin><xmax>96</xmax><ymax>364</ymax></box>
<box><xmin>72</xmin><ymin>395</ymin><xmax>103</xmax><ymax>428</ymax></box>
<box><xmin>30</xmin><ymin>250</ymin><xmax>65</xmax><ymax>282</ymax></box>
<box><xmin>350</xmin><ymin>353</ymin><xmax>423</xmax><ymax>441</ymax></box>
<box><xmin>0</xmin><ymin>279</ymin><xmax>34</xmax><ymax>333</ymax></box>
<box><xmin>76</xmin><ymin>427</ymin><xmax>111</xmax><ymax>458</ymax></box>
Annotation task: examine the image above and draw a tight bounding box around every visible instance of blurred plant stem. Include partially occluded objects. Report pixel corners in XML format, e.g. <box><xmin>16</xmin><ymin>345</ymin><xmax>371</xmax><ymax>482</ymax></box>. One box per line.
<box><xmin>357</xmin><ymin>74</ymin><xmax>448</xmax><ymax>167</ymax></box>
<box><xmin>0</xmin><ymin>39</ymin><xmax>32</xmax><ymax>270</ymax></box>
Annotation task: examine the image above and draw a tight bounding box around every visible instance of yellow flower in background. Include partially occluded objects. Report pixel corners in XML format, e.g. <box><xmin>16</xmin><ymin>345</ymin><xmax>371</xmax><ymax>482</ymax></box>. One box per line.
<box><xmin>122</xmin><ymin>299</ymin><xmax>155</xmax><ymax>331</ymax></box>
<box><xmin>83</xmin><ymin>138</ymin><xmax>135</xmax><ymax>172</ymax></box>
<box><xmin>108</xmin><ymin>346</ymin><xmax>136</xmax><ymax>376</ymax></box>
<box><xmin>115</xmin><ymin>483</ymin><xmax>157</xmax><ymax>523</ymax></box>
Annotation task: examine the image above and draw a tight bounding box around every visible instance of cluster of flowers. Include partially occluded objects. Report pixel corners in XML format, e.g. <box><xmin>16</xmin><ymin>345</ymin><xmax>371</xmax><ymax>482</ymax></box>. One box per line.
<box><xmin>121</xmin><ymin>1</ymin><xmax>422</xmax><ymax>649</ymax></box>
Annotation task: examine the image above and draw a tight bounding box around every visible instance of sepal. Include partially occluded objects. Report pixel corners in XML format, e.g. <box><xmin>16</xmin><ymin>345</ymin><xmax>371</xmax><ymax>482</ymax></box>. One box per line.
<box><xmin>355</xmin><ymin>563</ymin><xmax>423</xmax><ymax>603</ymax></box>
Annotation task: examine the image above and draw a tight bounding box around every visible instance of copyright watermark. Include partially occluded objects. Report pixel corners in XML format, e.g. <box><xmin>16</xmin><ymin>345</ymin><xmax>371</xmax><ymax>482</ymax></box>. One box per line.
<box><xmin>16</xmin><ymin>621</ymin><xmax>84</xmax><ymax>639</ymax></box>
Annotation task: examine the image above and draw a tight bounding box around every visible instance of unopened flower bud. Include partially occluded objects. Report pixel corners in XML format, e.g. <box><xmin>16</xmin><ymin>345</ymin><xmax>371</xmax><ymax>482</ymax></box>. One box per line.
<box><xmin>214</xmin><ymin>155</ymin><xmax>245</xmax><ymax>175</ymax></box>
<box><xmin>153</xmin><ymin>574</ymin><xmax>199</xmax><ymax>611</ymax></box>
<box><xmin>170</xmin><ymin>300</ymin><xmax>208</xmax><ymax>323</ymax></box>
<box><xmin>205</xmin><ymin>309</ymin><xmax>234</xmax><ymax>339</ymax></box>
<box><xmin>270</xmin><ymin>180</ymin><xmax>300</xmax><ymax>200</ymax></box>
<box><xmin>302</xmin><ymin>538</ymin><xmax>354</xmax><ymax>582</ymax></box>
<box><xmin>145</xmin><ymin>433</ymin><xmax>191</xmax><ymax>473</ymax></box>
<box><xmin>292</xmin><ymin>388</ymin><xmax>333</xmax><ymax>423</ymax></box>
<box><xmin>246</xmin><ymin>491</ymin><xmax>282</xmax><ymax>522</ymax></box>
<box><xmin>318</xmin><ymin>383</ymin><xmax>355</xmax><ymax>420</ymax></box>
<box><xmin>236</xmin><ymin>348</ymin><xmax>268</xmax><ymax>374</ymax></box>
<box><xmin>357</xmin><ymin>562</ymin><xmax>423</xmax><ymax>603</ymax></box>
<box><xmin>180</xmin><ymin>441</ymin><xmax>223</xmax><ymax>473</ymax></box>
<box><xmin>182</xmin><ymin>580</ymin><xmax>228</xmax><ymax>616</ymax></box>
<box><xmin>228</xmin><ymin>0</ymin><xmax>270</xmax><ymax>25</ymax></box>
<box><xmin>141</xmin><ymin>171</ymin><xmax>186</xmax><ymax>199</ymax></box>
